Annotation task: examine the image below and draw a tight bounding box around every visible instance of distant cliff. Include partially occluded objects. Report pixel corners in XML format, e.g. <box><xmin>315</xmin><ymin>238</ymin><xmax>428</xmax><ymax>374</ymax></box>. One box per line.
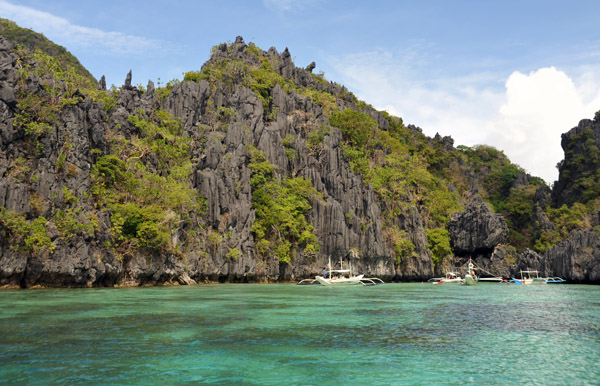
<box><xmin>0</xmin><ymin>23</ymin><xmax>599</xmax><ymax>287</ymax></box>
<box><xmin>552</xmin><ymin>115</ymin><xmax>600</xmax><ymax>207</ymax></box>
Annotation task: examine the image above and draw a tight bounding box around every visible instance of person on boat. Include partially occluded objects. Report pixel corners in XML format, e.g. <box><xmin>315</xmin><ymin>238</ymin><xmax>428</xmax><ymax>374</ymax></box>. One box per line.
<box><xmin>322</xmin><ymin>267</ymin><xmax>327</xmax><ymax>277</ymax></box>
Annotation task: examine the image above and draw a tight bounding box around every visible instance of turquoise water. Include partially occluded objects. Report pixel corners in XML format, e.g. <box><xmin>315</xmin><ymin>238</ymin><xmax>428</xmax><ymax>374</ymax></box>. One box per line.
<box><xmin>0</xmin><ymin>283</ymin><xmax>598</xmax><ymax>385</ymax></box>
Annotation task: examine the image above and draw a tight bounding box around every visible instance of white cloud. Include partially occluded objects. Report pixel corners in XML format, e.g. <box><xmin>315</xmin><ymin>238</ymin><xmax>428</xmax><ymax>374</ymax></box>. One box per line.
<box><xmin>0</xmin><ymin>0</ymin><xmax>163</xmax><ymax>54</ymax></box>
<box><xmin>327</xmin><ymin>48</ymin><xmax>504</xmax><ymax>149</ymax></box>
<box><xmin>486</xmin><ymin>67</ymin><xmax>600</xmax><ymax>184</ymax></box>
<box><xmin>328</xmin><ymin>50</ymin><xmax>600</xmax><ymax>185</ymax></box>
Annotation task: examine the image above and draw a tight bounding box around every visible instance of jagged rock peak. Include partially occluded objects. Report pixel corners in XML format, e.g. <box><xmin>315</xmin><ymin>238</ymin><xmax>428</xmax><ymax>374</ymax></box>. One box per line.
<box><xmin>432</xmin><ymin>133</ymin><xmax>455</xmax><ymax>152</ymax></box>
<box><xmin>124</xmin><ymin>70</ymin><xmax>133</xmax><ymax>89</ymax></box>
<box><xmin>98</xmin><ymin>75</ymin><xmax>106</xmax><ymax>90</ymax></box>
<box><xmin>552</xmin><ymin>112</ymin><xmax>600</xmax><ymax>206</ymax></box>
<box><xmin>199</xmin><ymin>36</ymin><xmax>346</xmax><ymax>97</ymax></box>
<box><xmin>146</xmin><ymin>79</ymin><xmax>155</xmax><ymax>95</ymax></box>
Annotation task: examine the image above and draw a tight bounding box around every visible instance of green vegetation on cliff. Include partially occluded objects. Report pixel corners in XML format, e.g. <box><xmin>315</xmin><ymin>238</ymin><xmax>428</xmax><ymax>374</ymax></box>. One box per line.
<box><xmin>4</xmin><ymin>24</ymin><xmax>598</xmax><ymax>279</ymax></box>
<box><xmin>184</xmin><ymin>39</ymin><xmax>558</xmax><ymax>265</ymax></box>
<box><xmin>248</xmin><ymin>146</ymin><xmax>321</xmax><ymax>263</ymax></box>
<box><xmin>0</xmin><ymin>18</ymin><xmax>95</xmax><ymax>82</ymax></box>
<box><xmin>91</xmin><ymin>110</ymin><xmax>203</xmax><ymax>255</ymax></box>
<box><xmin>0</xmin><ymin>208</ymin><xmax>54</xmax><ymax>253</ymax></box>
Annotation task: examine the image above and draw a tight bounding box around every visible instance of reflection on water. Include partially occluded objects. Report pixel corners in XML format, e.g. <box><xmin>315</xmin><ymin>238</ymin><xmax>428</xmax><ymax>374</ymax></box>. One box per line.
<box><xmin>0</xmin><ymin>283</ymin><xmax>599</xmax><ymax>385</ymax></box>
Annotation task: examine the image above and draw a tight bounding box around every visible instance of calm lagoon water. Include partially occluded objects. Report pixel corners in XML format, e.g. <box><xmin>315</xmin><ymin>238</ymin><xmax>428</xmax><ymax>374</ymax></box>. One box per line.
<box><xmin>0</xmin><ymin>283</ymin><xmax>599</xmax><ymax>385</ymax></box>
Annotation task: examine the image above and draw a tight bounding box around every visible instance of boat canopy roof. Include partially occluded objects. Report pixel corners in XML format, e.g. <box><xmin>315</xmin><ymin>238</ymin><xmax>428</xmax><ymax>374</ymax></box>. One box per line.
<box><xmin>330</xmin><ymin>269</ymin><xmax>351</xmax><ymax>273</ymax></box>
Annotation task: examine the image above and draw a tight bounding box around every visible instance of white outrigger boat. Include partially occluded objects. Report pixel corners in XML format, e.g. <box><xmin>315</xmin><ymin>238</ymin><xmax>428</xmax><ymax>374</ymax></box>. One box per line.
<box><xmin>508</xmin><ymin>267</ymin><xmax>567</xmax><ymax>284</ymax></box>
<box><xmin>298</xmin><ymin>257</ymin><xmax>384</xmax><ymax>286</ymax></box>
<box><xmin>428</xmin><ymin>271</ymin><xmax>463</xmax><ymax>284</ymax></box>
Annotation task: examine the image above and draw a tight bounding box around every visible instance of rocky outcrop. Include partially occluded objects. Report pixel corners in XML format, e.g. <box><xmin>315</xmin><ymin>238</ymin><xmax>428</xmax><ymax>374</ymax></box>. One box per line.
<box><xmin>1</xmin><ymin>31</ymin><xmax>598</xmax><ymax>287</ymax></box>
<box><xmin>471</xmin><ymin>245</ymin><xmax>515</xmax><ymax>278</ymax></box>
<box><xmin>515</xmin><ymin>248</ymin><xmax>549</xmax><ymax>277</ymax></box>
<box><xmin>447</xmin><ymin>196</ymin><xmax>508</xmax><ymax>256</ymax></box>
<box><xmin>395</xmin><ymin>207</ymin><xmax>433</xmax><ymax>280</ymax></box>
<box><xmin>546</xmin><ymin>230</ymin><xmax>600</xmax><ymax>283</ymax></box>
<box><xmin>552</xmin><ymin>116</ymin><xmax>600</xmax><ymax>206</ymax></box>
<box><xmin>0</xmin><ymin>35</ymin><xmax>405</xmax><ymax>287</ymax></box>
<box><xmin>444</xmin><ymin>197</ymin><xmax>516</xmax><ymax>278</ymax></box>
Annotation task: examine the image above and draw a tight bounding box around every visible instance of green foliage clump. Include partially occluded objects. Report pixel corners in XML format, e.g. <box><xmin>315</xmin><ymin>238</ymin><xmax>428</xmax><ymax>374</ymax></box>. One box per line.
<box><xmin>14</xmin><ymin>92</ymin><xmax>57</xmax><ymax>137</ymax></box>
<box><xmin>53</xmin><ymin>207</ymin><xmax>96</xmax><ymax>242</ymax></box>
<box><xmin>329</xmin><ymin>109</ymin><xmax>377</xmax><ymax>148</ymax></box>
<box><xmin>91</xmin><ymin>109</ymin><xmax>203</xmax><ymax>253</ymax></box>
<box><xmin>484</xmin><ymin>164</ymin><xmax>524</xmax><ymax>203</ymax></box>
<box><xmin>92</xmin><ymin>155</ymin><xmax>128</xmax><ymax>187</ymax></box>
<box><xmin>7</xmin><ymin>157</ymin><xmax>30</xmax><ymax>182</ymax></box>
<box><xmin>384</xmin><ymin>227</ymin><xmax>416</xmax><ymax>264</ymax></box>
<box><xmin>301</xmin><ymin>88</ymin><xmax>338</xmax><ymax>117</ymax></box>
<box><xmin>306</xmin><ymin>125</ymin><xmax>330</xmax><ymax>154</ymax></box>
<box><xmin>248</xmin><ymin>146</ymin><xmax>321</xmax><ymax>263</ymax></box>
<box><xmin>533</xmin><ymin>202</ymin><xmax>590</xmax><ymax>254</ymax></box>
<box><xmin>426</xmin><ymin>228</ymin><xmax>452</xmax><ymax>266</ymax></box>
<box><xmin>0</xmin><ymin>207</ymin><xmax>55</xmax><ymax>253</ymax></box>
<box><xmin>226</xmin><ymin>247</ymin><xmax>240</xmax><ymax>261</ymax></box>
<box><xmin>109</xmin><ymin>204</ymin><xmax>170</xmax><ymax>250</ymax></box>
<box><xmin>13</xmin><ymin>47</ymin><xmax>117</xmax><ymax>141</ymax></box>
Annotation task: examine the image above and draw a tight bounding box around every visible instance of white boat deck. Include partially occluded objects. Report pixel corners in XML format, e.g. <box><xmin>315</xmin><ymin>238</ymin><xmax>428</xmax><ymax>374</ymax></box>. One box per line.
<box><xmin>297</xmin><ymin>256</ymin><xmax>385</xmax><ymax>286</ymax></box>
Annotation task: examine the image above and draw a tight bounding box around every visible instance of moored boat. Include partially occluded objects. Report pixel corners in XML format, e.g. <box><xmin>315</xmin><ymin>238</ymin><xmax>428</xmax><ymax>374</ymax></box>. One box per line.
<box><xmin>428</xmin><ymin>271</ymin><xmax>463</xmax><ymax>284</ymax></box>
<box><xmin>512</xmin><ymin>269</ymin><xmax>539</xmax><ymax>285</ymax></box>
<box><xmin>299</xmin><ymin>256</ymin><xmax>384</xmax><ymax>286</ymax></box>
<box><xmin>545</xmin><ymin>277</ymin><xmax>566</xmax><ymax>284</ymax></box>
<box><xmin>315</xmin><ymin>257</ymin><xmax>363</xmax><ymax>285</ymax></box>
<box><xmin>463</xmin><ymin>258</ymin><xmax>477</xmax><ymax>286</ymax></box>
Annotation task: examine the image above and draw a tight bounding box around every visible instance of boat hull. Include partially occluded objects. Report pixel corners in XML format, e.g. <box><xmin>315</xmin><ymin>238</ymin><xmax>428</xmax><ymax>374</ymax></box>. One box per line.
<box><xmin>463</xmin><ymin>275</ymin><xmax>476</xmax><ymax>286</ymax></box>
<box><xmin>512</xmin><ymin>278</ymin><xmax>533</xmax><ymax>285</ymax></box>
<box><xmin>432</xmin><ymin>278</ymin><xmax>463</xmax><ymax>284</ymax></box>
<box><xmin>315</xmin><ymin>275</ymin><xmax>364</xmax><ymax>286</ymax></box>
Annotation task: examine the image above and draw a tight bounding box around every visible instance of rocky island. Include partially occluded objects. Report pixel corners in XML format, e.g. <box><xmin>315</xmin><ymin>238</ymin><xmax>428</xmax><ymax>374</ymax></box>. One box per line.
<box><xmin>0</xmin><ymin>20</ymin><xmax>599</xmax><ymax>287</ymax></box>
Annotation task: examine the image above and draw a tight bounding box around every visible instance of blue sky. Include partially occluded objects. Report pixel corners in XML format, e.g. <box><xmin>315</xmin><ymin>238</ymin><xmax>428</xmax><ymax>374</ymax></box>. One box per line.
<box><xmin>2</xmin><ymin>0</ymin><xmax>600</xmax><ymax>183</ymax></box>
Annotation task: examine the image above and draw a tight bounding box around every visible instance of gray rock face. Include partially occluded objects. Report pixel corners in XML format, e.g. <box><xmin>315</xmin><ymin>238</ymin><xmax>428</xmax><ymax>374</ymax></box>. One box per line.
<box><xmin>546</xmin><ymin>230</ymin><xmax>600</xmax><ymax>282</ymax></box>
<box><xmin>447</xmin><ymin>196</ymin><xmax>508</xmax><ymax>255</ymax></box>
<box><xmin>0</xmin><ymin>36</ymin><xmax>413</xmax><ymax>287</ymax></box>
<box><xmin>395</xmin><ymin>207</ymin><xmax>433</xmax><ymax>280</ymax></box>
<box><xmin>552</xmin><ymin>117</ymin><xmax>600</xmax><ymax>206</ymax></box>
<box><xmin>2</xmin><ymin>35</ymin><xmax>599</xmax><ymax>286</ymax></box>
<box><xmin>471</xmin><ymin>245</ymin><xmax>517</xmax><ymax>278</ymax></box>
<box><xmin>515</xmin><ymin>248</ymin><xmax>549</xmax><ymax>277</ymax></box>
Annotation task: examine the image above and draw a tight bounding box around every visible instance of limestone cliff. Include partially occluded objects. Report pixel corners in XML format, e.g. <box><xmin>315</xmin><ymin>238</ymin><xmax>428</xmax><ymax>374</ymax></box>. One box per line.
<box><xmin>0</xmin><ymin>36</ymin><xmax>404</xmax><ymax>287</ymax></box>
<box><xmin>552</xmin><ymin>115</ymin><xmax>600</xmax><ymax>207</ymax></box>
<box><xmin>1</xmin><ymin>28</ymin><xmax>599</xmax><ymax>287</ymax></box>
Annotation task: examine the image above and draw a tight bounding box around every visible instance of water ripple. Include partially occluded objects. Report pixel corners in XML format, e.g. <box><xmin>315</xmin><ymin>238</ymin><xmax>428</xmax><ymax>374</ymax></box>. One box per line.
<box><xmin>0</xmin><ymin>283</ymin><xmax>598</xmax><ymax>385</ymax></box>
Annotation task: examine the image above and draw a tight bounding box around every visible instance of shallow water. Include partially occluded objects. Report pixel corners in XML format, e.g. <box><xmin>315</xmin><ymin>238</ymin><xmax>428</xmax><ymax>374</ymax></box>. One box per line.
<box><xmin>0</xmin><ymin>283</ymin><xmax>598</xmax><ymax>385</ymax></box>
